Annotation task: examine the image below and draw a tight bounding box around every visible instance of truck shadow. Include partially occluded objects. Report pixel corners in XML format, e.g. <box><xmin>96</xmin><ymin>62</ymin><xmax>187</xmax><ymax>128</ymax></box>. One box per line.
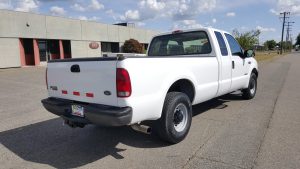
<box><xmin>192</xmin><ymin>92</ymin><xmax>242</xmax><ymax>116</ymax></box>
<box><xmin>0</xmin><ymin>93</ymin><xmax>242</xmax><ymax>169</ymax></box>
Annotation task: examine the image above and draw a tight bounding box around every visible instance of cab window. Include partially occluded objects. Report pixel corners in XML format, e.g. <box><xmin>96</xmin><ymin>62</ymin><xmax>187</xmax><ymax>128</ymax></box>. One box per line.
<box><xmin>225</xmin><ymin>33</ymin><xmax>243</xmax><ymax>56</ymax></box>
<box><xmin>148</xmin><ymin>31</ymin><xmax>212</xmax><ymax>56</ymax></box>
<box><xmin>214</xmin><ymin>31</ymin><xmax>228</xmax><ymax>56</ymax></box>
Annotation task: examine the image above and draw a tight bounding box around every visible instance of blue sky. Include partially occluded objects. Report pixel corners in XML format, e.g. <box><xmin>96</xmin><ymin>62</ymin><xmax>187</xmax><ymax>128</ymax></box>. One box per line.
<box><xmin>0</xmin><ymin>0</ymin><xmax>299</xmax><ymax>44</ymax></box>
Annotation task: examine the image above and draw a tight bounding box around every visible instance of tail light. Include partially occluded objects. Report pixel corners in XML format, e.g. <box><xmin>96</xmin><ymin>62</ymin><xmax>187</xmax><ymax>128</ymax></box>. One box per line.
<box><xmin>116</xmin><ymin>68</ymin><xmax>131</xmax><ymax>98</ymax></box>
<box><xmin>46</xmin><ymin>68</ymin><xmax>48</xmax><ymax>90</ymax></box>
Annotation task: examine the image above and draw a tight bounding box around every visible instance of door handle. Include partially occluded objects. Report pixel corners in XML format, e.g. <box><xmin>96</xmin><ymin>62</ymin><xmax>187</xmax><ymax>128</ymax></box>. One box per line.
<box><xmin>70</xmin><ymin>64</ymin><xmax>80</xmax><ymax>73</ymax></box>
<box><xmin>232</xmin><ymin>61</ymin><xmax>235</xmax><ymax>69</ymax></box>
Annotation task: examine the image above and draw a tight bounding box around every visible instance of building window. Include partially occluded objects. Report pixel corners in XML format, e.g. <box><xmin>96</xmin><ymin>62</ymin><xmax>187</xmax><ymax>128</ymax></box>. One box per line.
<box><xmin>101</xmin><ymin>42</ymin><xmax>120</xmax><ymax>53</ymax></box>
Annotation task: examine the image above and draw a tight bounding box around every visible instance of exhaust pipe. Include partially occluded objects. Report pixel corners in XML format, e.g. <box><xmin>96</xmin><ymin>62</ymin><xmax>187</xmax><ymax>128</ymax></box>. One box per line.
<box><xmin>131</xmin><ymin>124</ymin><xmax>152</xmax><ymax>135</ymax></box>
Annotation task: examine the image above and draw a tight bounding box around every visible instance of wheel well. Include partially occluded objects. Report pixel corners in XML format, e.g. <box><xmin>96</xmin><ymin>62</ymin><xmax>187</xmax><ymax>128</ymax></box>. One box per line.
<box><xmin>167</xmin><ymin>79</ymin><xmax>195</xmax><ymax>102</ymax></box>
<box><xmin>252</xmin><ymin>68</ymin><xmax>258</xmax><ymax>77</ymax></box>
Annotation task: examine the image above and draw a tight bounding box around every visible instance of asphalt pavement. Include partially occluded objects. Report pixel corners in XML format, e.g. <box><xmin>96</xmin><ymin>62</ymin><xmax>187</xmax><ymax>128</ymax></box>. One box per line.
<box><xmin>0</xmin><ymin>52</ymin><xmax>299</xmax><ymax>169</ymax></box>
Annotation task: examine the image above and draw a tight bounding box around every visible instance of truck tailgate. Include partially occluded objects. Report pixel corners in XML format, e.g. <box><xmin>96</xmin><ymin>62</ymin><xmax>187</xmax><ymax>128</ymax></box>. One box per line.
<box><xmin>47</xmin><ymin>60</ymin><xmax>118</xmax><ymax>106</ymax></box>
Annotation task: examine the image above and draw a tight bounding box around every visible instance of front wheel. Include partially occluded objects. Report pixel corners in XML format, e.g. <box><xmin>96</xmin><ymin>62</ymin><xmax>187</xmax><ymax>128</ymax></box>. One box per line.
<box><xmin>242</xmin><ymin>73</ymin><xmax>257</xmax><ymax>100</ymax></box>
<box><xmin>156</xmin><ymin>92</ymin><xmax>192</xmax><ymax>144</ymax></box>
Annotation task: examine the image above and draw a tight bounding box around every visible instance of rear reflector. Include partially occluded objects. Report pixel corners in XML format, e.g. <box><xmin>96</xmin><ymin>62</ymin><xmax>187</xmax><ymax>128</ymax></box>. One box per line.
<box><xmin>116</xmin><ymin>68</ymin><xmax>132</xmax><ymax>98</ymax></box>
<box><xmin>86</xmin><ymin>93</ymin><xmax>94</xmax><ymax>98</ymax></box>
<box><xmin>73</xmin><ymin>91</ymin><xmax>80</xmax><ymax>96</ymax></box>
<box><xmin>62</xmin><ymin>90</ymin><xmax>68</xmax><ymax>94</ymax></box>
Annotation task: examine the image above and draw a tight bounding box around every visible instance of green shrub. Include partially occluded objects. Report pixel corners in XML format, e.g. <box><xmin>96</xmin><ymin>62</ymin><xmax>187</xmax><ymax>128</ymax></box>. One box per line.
<box><xmin>123</xmin><ymin>39</ymin><xmax>143</xmax><ymax>53</ymax></box>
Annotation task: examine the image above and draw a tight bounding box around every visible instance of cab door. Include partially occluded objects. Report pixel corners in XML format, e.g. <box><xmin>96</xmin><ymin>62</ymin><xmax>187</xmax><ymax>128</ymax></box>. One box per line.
<box><xmin>214</xmin><ymin>31</ymin><xmax>232</xmax><ymax>96</ymax></box>
<box><xmin>224</xmin><ymin>33</ymin><xmax>247</xmax><ymax>92</ymax></box>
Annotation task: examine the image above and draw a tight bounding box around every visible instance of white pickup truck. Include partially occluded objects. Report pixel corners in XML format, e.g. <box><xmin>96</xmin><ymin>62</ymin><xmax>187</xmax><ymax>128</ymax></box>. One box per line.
<box><xmin>42</xmin><ymin>28</ymin><xmax>258</xmax><ymax>144</ymax></box>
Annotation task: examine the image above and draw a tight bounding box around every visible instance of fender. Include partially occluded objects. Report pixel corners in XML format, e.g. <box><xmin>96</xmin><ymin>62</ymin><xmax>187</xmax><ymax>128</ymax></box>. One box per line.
<box><xmin>160</xmin><ymin>70</ymin><xmax>197</xmax><ymax>105</ymax></box>
<box><xmin>244</xmin><ymin>58</ymin><xmax>259</xmax><ymax>88</ymax></box>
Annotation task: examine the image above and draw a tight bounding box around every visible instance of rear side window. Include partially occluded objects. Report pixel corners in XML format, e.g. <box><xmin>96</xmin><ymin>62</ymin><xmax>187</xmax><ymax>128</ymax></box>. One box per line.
<box><xmin>214</xmin><ymin>31</ymin><xmax>228</xmax><ymax>56</ymax></box>
<box><xmin>148</xmin><ymin>31</ymin><xmax>212</xmax><ymax>56</ymax></box>
<box><xmin>225</xmin><ymin>33</ymin><xmax>243</xmax><ymax>56</ymax></box>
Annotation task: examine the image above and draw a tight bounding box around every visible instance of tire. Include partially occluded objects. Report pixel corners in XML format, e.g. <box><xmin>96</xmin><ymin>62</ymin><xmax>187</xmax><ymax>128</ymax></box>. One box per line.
<box><xmin>242</xmin><ymin>73</ymin><xmax>257</xmax><ymax>100</ymax></box>
<box><xmin>156</xmin><ymin>92</ymin><xmax>192</xmax><ymax>144</ymax></box>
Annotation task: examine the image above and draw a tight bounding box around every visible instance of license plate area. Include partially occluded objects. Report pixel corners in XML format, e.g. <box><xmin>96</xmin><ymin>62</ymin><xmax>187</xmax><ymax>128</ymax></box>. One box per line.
<box><xmin>71</xmin><ymin>105</ymin><xmax>84</xmax><ymax>117</ymax></box>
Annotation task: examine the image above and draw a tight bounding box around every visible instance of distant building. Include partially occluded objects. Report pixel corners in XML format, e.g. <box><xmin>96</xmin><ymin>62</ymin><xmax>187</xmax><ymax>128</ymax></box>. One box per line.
<box><xmin>254</xmin><ymin>45</ymin><xmax>264</xmax><ymax>51</ymax></box>
<box><xmin>0</xmin><ymin>10</ymin><xmax>159</xmax><ymax>68</ymax></box>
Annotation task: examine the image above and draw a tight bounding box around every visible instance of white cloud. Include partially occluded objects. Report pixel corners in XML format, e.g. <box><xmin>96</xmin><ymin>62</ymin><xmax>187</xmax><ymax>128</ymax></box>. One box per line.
<box><xmin>171</xmin><ymin>0</ymin><xmax>217</xmax><ymax>20</ymax></box>
<box><xmin>71</xmin><ymin>3</ymin><xmax>86</xmax><ymax>12</ymax></box>
<box><xmin>139</xmin><ymin>0</ymin><xmax>166</xmax><ymax>11</ymax></box>
<box><xmin>212</xmin><ymin>18</ymin><xmax>217</xmax><ymax>24</ymax></box>
<box><xmin>106</xmin><ymin>9</ymin><xmax>114</xmax><ymax>15</ymax></box>
<box><xmin>71</xmin><ymin>0</ymin><xmax>104</xmax><ymax>12</ymax></box>
<box><xmin>50</xmin><ymin>6</ymin><xmax>66</xmax><ymax>16</ymax></box>
<box><xmin>226</xmin><ymin>12</ymin><xmax>236</xmax><ymax>17</ymax></box>
<box><xmin>120</xmin><ymin>0</ymin><xmax>217</xmax><ymax>22</ymax></box>
<box><xmin>90</xmin><ymin>16</ymin><xmax>101</xmax><ymax>21</ymax></box>
<box><xmin>15</xmin><ymin>0</ymin><xmax>39</xmax><ymax>12</ymax></box>
<box><xmin>78</xmin><ymin>16</ymin><xmax>88</xmax><ymax>20</ymax></box>
<box><xmin>269</xmin><ymin>8</ymin><xmax>278</xmax><ymax>15</ymax></box>
<box><xmin>89</xmin><ymin>0</ymin><xmax>104</xmax><ymax>10</ymax></box>
<box><xmin>240</xmin><ymin>26</ymin><xmax>248</xmax><ymax>31</ymax></box>
<box><xmin>173</xmin><ymin>20</ymin><xmax>203</xmax><ymax>30</ymax></box>
<box><xmin>106</xmin><ymin>9</ymin><xmax>124</xmax><ymax>21</ymax></box>
<box><xmin>272</xmin><ymin>0</ymin><xmax>300</xmax><ymax>15</ymax></box>
<box><xmin>256</xmin><ymin>26</ymin><xmax>276</xmax><ymax>32</ymax></box>
<box><xmin>137</xmin><ymin>22</ymin><xmax>146</xmax><ymax>27</ymax></box>
<box><xmin>78</xmin><ymin>16</ymin><xmax>100</xmax><ymax>21</ymax></box>
<box><xmin>121</xmin><ymin>10</ymin><xmax>140</xmax><ymax>21</ymax></box>
<box><xmin>0</xmin><ymin>0</ymin><xmax>12</xmax><ymax>9</ymax></box>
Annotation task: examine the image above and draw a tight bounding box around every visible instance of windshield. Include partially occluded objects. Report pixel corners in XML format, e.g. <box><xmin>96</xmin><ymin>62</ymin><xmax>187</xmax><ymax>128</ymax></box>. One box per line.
<box><xmin>148</xmin><ymin>31</ymin><xmax>212</xmax><ymax>56</ymax></box>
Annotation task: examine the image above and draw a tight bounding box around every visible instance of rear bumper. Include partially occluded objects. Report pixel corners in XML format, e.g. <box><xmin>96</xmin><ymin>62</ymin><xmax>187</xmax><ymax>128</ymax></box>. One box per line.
<box><xmin>41</xmin><ymin>97</ymin><xmax>132</xmax><ymax>126</ymax></box>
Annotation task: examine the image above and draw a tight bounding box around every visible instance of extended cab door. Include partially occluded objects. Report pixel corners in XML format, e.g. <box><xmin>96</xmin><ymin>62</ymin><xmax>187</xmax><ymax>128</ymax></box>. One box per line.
<box><xmin>224</xmin><ymin>33</ymin><xmax>247</xmax><ymax>91</ymax></box>
<box><xmin>214</xmin><ymin>31</ymin><xmax>232</xmax><ymax>96</ymax></box>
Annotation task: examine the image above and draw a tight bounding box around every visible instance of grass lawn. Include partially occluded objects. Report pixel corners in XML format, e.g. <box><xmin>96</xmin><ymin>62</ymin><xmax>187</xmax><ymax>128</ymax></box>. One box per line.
<box><xmin>255</xmin><ymin>51</ymin><xmax>286</xmax><ymax>62</ymax></box>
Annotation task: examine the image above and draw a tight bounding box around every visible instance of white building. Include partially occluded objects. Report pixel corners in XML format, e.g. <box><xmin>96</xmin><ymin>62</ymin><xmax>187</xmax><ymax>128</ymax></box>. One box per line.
<box><xmin>0</xmin><ymin>10</ymin><xmax>159</xmax><ymax>68</ymax></box>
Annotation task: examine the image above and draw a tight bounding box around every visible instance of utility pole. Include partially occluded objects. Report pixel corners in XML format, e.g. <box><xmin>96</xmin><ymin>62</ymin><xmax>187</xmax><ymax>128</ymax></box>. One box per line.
<box><xmin>290</xmin><ymin>34</ymin><xmax>293</xmax><ymax>48</ymax></box>
<box><xmin>280</xmin><ymin>12</ymin><xmax>290</xmax><ymax>54</ymax></box>
<box><xmin>286</xmin><ymin>21</ymin><xmax>294</xmax><ymax>51</ymax></box>
<box><xmin>286</xmin><ymin>22</ymin><xmax>294</xmax><ymax>41</ymax></box>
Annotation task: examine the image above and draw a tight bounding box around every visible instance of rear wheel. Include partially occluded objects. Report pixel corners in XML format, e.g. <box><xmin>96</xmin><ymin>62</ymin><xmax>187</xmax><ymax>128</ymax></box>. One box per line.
<box><xmin>242</xmin><ymin>73</ymin><xmax>257</xmax><ymax>100</ymax></box>
<box><xmin>156</xmin><ymin>92</ymin><xmax>192</xmax><ymax>144</ymax></box>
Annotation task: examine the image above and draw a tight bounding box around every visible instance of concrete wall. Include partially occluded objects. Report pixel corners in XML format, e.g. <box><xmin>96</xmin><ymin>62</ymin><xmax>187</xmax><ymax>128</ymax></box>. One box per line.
<box><xmin>0</xmin><ymin>38</ymin><xmax>20</xmax><ymax>68</ymax></box>
<box><xmin>71</xmin><ymin>41</ymin><xmax>102</xmax><ymax>58</ymax></box>
<box><xmin>0</xmin><ymin>10</ymin><xmax>159</xmax><ymax>42</ymax></box>
<box><xmin>46</xmin><ymin>16</ymin><xmax>82</xmax><ymax>40</ymax></box>
<box><xmin>81</xmin><ymin>21</ymin><xmax>108</xmax><ymax>42</ymax></box>
<box><xmin>0</xmin><ymin>9</ymin><xmax>159</xmax><ymax>68</ymax></box>
<box><xmin>0</xmin><ymin>10</ymin><xmax>47</xmax><ymax>39</ymax></box>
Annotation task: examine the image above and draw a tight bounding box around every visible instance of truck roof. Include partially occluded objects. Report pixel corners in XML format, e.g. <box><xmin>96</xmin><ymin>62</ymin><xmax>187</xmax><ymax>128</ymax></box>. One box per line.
<box><xmin>154</xmin><ymin>27</ymin><xmax>231</xmax><ymax>37</ymax></box>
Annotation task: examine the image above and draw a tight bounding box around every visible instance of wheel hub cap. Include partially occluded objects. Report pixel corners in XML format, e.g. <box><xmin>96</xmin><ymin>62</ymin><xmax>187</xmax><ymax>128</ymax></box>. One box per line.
<box><xmin>174</xmin><ymin>110</ymin><xmax>184</xmax><ymax>125</ymax></box>
<box><xmin>250</xmin><ymin>78</ymin><xmax>256</xmax><ymax>94</ymax></box>
<box><xmin>173</xmin><ymin>103</ymin><xmax>188</xmax><ymax>132</ymax></box>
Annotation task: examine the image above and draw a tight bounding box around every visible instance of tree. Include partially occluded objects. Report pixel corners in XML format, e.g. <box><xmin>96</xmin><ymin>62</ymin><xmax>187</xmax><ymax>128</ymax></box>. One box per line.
<box><xmin>232</xmin><ymin>29</ymin><xmax>261</xmax><ymax>49</ymax></box>
<box><xmin>295</xmin><ymin>33</ymin><xmax>300</xmax><ymax>46</ymax></box>
<box><xmin>263</xmin><ymin>40</ymin><xmax>277</xmax><ymax>50</ymax></box>
<box><xmin>123</xmin><ymin>39</ymin><xmax>143</xmax><ymax>53</ymax></box>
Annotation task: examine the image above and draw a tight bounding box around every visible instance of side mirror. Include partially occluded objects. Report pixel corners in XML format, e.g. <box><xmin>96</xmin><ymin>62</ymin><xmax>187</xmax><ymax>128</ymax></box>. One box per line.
<box><xmin>244</xmin><ymin>49</ymin><xmax>255</xmax><ymax>58</ymax></box>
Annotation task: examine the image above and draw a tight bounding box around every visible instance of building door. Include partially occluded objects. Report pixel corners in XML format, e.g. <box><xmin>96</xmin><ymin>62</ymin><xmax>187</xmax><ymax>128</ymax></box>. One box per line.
<box><xmin>38</xmin><ymin>40</ymin><xmax>48</xmax><ymax>62</ymax></box>
<box><xmin>63</xmin><ymin>40</ymin><xmax>72</xmax><ymax>58</ymax></box>
<box><xmin>47</xmin><ymin>40</ymin><xmax>60</xmax><ymax>60</ymax></box>
<box><xmin>20</xmin><ymin>38</ymin><xmax>35</xmax><ymax>66</ymax></box>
